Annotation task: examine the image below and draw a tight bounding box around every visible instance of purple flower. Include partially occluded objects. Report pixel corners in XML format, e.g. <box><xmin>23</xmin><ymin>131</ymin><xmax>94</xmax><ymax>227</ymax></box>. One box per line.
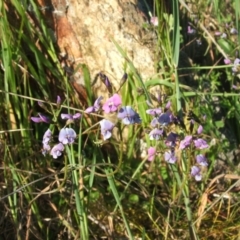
<box><xmin>164</xmin><ymin>150</ymin><xmax>177</xmax><ymax>164</ymax></box>
<box><xmin>56</xmin><ymin>96</ymin><xmax>61</xmax><ymax>105</ymax></box>
<box><xmin>59</xmin><ymin>128</ymin><xmax>77</xmax><ymax>144</ymax></box>
<box><xmin>42</xmin><ymin>129</ymin><xmax>52</xmax><ymax>145</ymax></box>
<box><xmin>99</xmin><ymin>72</ymin><xmax>113</xmax><ymax>93</ymax></box>
<box><xmin>191</xmin><ymin>166</ymin><xmax>202</xmax><ymax>181</ymax></box>
<box><xmin>179</xmin><ymin>135</ymin><xmax>192</xmax><ymax>149</ymax></box>
<box><xmin>165</xmin><ymin>132</ymin><xmax>178</xmax><ymax>147</ymax></box>
<box><xmin>42</xmin><ymin>143</ymin><xmax>51</xmax><ymax>156</ymax></box>
<box><xmin>230</xmin><ymin>28</ymin><xmax>238</xmax><ymax>35</ymax></box>
<box><xmin>31</xmin><ymin>113</ymin><xmax>50</xmax><ymax>123</ymax></box>
<box><xmin>50</xmin><ymin>143</ymin><xmax>64</xmax><ymax>159</ymax></box>
<box><xmin>221</xmin><ymin>33</ymin><xmax>227</xmax><ymax>38</ymax></box>
<box><xmin>147</xmin><ymin>147</ymin><xmax>156</xmax><ymax>161</ymax></box>
<box><xmin>187</xmin><ymin>26</ymin><xmax>196</xmax><ymax>34</ymax></box>
<box><xmin>232</xmin><ymin>58</ymin><xmax>240</xmax><ymax>73</ymax></box>
<box><xmin>61</xmin><ymin>113</ymin><xmax>81</xmax><ymax>120</ymax></box>
<box><xmin>149</xmin><ymin>128</ymin><xmax>163</xmax><ymax>140</ymax></box>
<box><xmin>158</xmin><ymin>112</ymin><xmax>172</xmax><ymax>126</ymax></box>
<box><xmin>196</xmin><ymin>154</ymin><xmax>208</xmax><ymax>166</ymax></box>
<box><xmin>85</xmin><ymin>96</ymin><xmax>103</xmax><ymax>113</ymax></box>
<box><xmin>197</xmin><ymin>125</ymin><xmax>203</xmax><ymax>134</ymax></box>
<box><xmin>194</xmin><ymin>138</ymin><xmax>208</xmax><ymax>149</ymax></box>
<box><xmin>151</xmin><ymin>118</ymin><xmax>159</xmax><ymax>127</ymax></box>
<box><xmin>99</xmin><ymin>119</ymin><xmax>115</xmax><ymax>140</ymax></box>
<box><xmin>165</xmin><ymin>101</ymin><xmax>171</xmax><ymax>109</ymax></box>
<box><xmin>146</xmin><ymin>108</ymin><xmax>162</xmax><ymax>116</ymax></box>
<box><xmin>234</xmin><ymin>58</ymin><xmax>240</xmax><ymax>64</ymax></box>
<box><xmin>102</xmin><ymin>94</ymin><xmax>122</xmax><ymax>113</ymax></box>
<box><xmin>117</xmin><ymin>106</ymin><xmax>141</xmax><ymax>125</ymax></box>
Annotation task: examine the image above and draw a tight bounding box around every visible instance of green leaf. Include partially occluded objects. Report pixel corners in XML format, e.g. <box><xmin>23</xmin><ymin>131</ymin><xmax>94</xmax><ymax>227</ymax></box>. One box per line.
<box><xmin>217</xmin><ymin>39</ymin><xmax>234</xmax><ymax>55</ymax></box>
<box><xmin>128</xmin><ymin>194</ymin><xmax>139</xmax><ymax>204</ymax></box>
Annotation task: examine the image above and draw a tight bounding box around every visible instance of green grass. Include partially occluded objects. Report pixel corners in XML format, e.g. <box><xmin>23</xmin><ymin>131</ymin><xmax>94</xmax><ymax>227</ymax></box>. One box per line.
<box><xmin>1</xmin><ymin>0</ymin><xmax>240</xmax><ymax>239</ymax></box>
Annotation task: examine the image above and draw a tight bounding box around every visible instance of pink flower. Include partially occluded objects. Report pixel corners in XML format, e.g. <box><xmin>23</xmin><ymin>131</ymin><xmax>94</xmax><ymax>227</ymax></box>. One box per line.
<box><xmin>187</xmin><ymin>26</ymin><xmax>196</xmax><ymax>34</ymax></box>
<box><xmin>150</xmin><ymin>17</ymin><xmax>158</xmax><ymax>26</ymax></box>
<box><xmin>197</xmin><ymin>125</ymin><xmax>203</xmax><ymax>134</ymax></box>
<box><xmin>102</xmin><ymin>94</ymin><xmax>122</xmax><ymax>113</ymax></box>
<box><xmin>165</xmin><ymin>101</ymin><xmax>171</xmax><ymax>109</ymax></box>
<box><xmin>147</xmin><ymin>147</ymin><xmax>156</xmax><ymax>161</ymax></box>
<box><xmin>224</xmin><ymin>58</ymin><xmax>231</xmax><ymax>65</ymax></box>
<box><xmin>214</xmin><ymin>31</ymin><xmax>222</xmax><ymax>36</ymax></box>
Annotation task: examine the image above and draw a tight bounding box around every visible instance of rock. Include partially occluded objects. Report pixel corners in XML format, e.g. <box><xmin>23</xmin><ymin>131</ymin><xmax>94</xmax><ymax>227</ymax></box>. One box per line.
<box><xmin>36</xmin><ymin>0</ymin><xmax>157</xmax><ymax>101</ymax></box>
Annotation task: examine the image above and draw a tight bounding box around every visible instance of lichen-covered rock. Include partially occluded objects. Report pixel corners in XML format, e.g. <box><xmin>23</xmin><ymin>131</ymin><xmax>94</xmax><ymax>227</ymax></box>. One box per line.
<box><xmin>37</xmin><ymin>0</ymin><xmax>156</xmax><ymax>100</ymax></box>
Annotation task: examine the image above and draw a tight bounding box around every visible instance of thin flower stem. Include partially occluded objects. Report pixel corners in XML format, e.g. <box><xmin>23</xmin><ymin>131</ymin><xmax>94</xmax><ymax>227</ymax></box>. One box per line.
<box><xmin>66</xmin><ymin>145</ymin><xmax>89</xmax><ymax>239</ymax></box>
<box><xmin>170</xmin><ymin>162</ymin><xmax>199</xmax><ymax>240</ymax></box>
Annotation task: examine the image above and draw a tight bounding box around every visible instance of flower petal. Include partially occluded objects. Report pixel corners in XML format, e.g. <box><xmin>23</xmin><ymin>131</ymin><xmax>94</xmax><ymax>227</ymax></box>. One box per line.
<box><xmin>59</xmin><ymin>128</ymin><xmax>77</xmax><ymax>144</ymax></box>
<box><xmin>50</xmin><ymin>143</ymin><xmax>64</xmax><ymax>159</ymax></box>
<box><xmin>99</xmin><ymin>119</ymin><xmax>115</xmax><ymax>140</ymax></box>
<box><xmin>61</xmin><ymin>113</ymin><xmax>72</xmax><ymax>120</ymax></box>
<box><xmin>147</xmin><ymin>147</ymin><xmax>156</xmax><ymax>161</ymax></box>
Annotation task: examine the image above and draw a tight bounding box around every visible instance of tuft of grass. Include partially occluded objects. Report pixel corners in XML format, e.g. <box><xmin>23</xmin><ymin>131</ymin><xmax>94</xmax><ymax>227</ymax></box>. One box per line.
<box><xmin>1</xmin><ymin>0</ymin><xmax>240</xmax><ymax>239</ymax></box>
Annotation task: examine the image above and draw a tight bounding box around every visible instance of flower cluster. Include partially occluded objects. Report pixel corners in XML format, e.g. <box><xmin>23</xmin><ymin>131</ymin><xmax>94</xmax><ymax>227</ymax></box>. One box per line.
<box><xmin>187</xmin><ymin>21</ymin><xmax>239</xmax><ymax>73</ymax></box>
<box><xmin>224</xmin><ymin>57</ymin><xmax>240</xmax><ymax>75</ymax></box>
<box><xmin>31</xmin><ymin>93</ymin><xmax>141</xmax><ymax>158</ymax></box>
<box><xmin>42</xmin><ymin>127</ymin><xmax>78</xmax><ymax>159</ymax></box>
<box><xmin>31</xmin><ymin>96</ymin><xmax>79</xmax><ymax>158</ymax></box>
<box><xmin>49</xmin><ymin>127</ymin><xmax>77</xmax><ymax>158</ymax></box>
<box><xmin>31</xmin><ymin>87</ymin><xmax>208</xmax><ymax>181</ymax></box>
<box><xmin>87</xmin><ymin>94</ymin><xmax>141</xmax><ymax>140</ymax></box>
<box><xmin>147</xmin><ymin>102</ymin><xmax>209</xmax><ymax>181</ymax></box>
<box><xmin>191</xmin><ymin>154</ymin><xmax>208</xmax><ymax>181</ymax></box>
<box><xmin>146</xmin><ymin>101</ymin><xmax>179</xmax><ymax>165</ymax></box>
<box><xmin>187</xmin><ymin>21</ymin><xmax>238</xmax><ymax>39</ymax></box>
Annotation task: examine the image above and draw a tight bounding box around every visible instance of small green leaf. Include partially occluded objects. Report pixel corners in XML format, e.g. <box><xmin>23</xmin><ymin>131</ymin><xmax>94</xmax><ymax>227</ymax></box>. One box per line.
<box><xmin>128</xmin><ymin>194</ymin><xmax>139</xmax><ymax>203</ymax></box>
<box><xmin>217</xmin><ymin>39</ymin><xmax>234</xmax><ymax>55</ymax></box>
<box><xmin>89</xmin><ymin>191</ymin><xmax>100</xmax><ymax>202</ymax></box>
<box><xmin>215</xmin><ymin>120</ymin><xmax>224</xmax><ymax>128</ymax></box>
